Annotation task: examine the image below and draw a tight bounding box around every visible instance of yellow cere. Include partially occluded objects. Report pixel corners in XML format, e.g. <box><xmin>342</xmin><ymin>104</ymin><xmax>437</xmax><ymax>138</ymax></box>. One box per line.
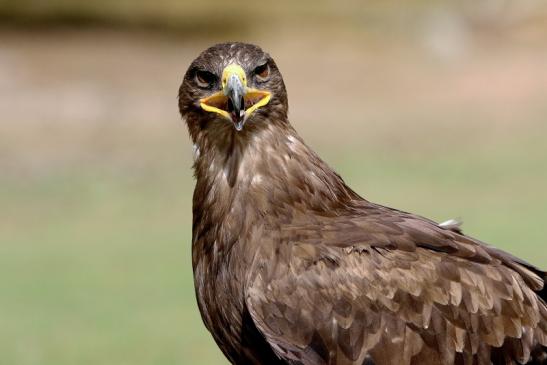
<box><xmin>222</xmin><ymin>64</ymin><xmax>247</xmax><ymax>88</ymax></box>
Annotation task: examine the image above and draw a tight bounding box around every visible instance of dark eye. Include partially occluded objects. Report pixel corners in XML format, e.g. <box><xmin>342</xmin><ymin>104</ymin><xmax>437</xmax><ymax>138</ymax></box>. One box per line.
<box><xmin>254</xmin><ymin>63</ymin><xmax>270</xmax><ymax>81</ymax></box>
<box><xmin>195</xmin><ymin>70</ymin><xmax>216</xmax><ymax>88</ymax></box>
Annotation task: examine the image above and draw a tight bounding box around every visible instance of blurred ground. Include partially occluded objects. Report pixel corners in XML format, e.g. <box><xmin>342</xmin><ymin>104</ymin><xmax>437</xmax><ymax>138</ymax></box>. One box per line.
<box><xmin>1</xmin><ymin>2</ymin><xmax>547</xmax><ymax>364</ymax></box>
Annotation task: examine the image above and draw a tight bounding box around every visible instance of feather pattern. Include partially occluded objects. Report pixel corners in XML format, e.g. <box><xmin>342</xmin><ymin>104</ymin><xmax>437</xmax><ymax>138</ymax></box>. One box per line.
<box><xmin>178</xmin><ymin>42</ymin><xmax>547</xmax><ymax>365</ymax></box>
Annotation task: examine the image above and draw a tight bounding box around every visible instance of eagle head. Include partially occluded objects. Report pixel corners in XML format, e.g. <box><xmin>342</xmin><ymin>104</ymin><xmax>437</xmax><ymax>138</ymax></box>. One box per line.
<box><xmin>178</xmin><ymin>42</ymin><xmax>288</xmax><ymax>138</ymax></box>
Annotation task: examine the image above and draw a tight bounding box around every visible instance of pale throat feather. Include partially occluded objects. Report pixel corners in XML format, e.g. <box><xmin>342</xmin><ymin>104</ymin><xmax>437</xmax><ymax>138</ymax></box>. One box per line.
<box><xmin>192</xmin><ymin>122</ymin><xmax>357</xmax><ymax>223</ymax></box>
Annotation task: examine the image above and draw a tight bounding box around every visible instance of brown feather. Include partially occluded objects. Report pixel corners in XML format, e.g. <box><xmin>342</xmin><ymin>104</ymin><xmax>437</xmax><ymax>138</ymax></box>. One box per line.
<box><xmin>178</xmin><ymin>42</ymin><xmax>547</xmax><ymax>365</ymax></box>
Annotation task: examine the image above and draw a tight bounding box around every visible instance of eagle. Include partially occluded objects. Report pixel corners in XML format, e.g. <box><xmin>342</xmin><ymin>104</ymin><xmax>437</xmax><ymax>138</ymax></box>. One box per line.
<box><xmin>178</xmin><ymin>42</ymin><xmax>547</xmax><ymax>365</ymax></box>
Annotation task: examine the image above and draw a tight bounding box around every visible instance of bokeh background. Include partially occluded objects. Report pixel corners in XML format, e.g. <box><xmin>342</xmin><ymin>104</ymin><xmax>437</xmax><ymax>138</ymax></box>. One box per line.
<box><xmin>1</xmin><ymin>1</ymin><xmax>546</xmax><ymax>364</ymax></box>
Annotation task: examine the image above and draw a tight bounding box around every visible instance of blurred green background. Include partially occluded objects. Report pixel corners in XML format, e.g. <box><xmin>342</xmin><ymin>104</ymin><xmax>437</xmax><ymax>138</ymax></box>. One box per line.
<box><xmin>1</xmin><ymin>1</ymin><xmax>546</xmax><ymax>364</ymax></box>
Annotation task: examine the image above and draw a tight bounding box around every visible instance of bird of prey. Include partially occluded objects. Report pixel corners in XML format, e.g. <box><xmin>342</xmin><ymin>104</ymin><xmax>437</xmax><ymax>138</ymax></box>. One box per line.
<box><xmin>178</xmin><ymin>42</ymin><xmax>547</xmax><ymax>365</ymax></box>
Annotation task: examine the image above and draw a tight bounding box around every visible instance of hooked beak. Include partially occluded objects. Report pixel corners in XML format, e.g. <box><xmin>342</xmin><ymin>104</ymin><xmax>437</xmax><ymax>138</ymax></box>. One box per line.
<box><xmin>199</xmin><ymin>64</ymin><xmax>271</xmax><ymax>131</ymax></box>
<box><xmin>224</xmin><ymin>70</ymin><xmax>246</xmax><ymax>130</ymax></box>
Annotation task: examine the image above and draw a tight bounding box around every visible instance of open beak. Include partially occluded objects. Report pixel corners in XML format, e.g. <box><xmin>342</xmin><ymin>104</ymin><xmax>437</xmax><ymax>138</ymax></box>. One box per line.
<box><xmin>199</xmin><ymin>64</ymin><xmax>271</xmax><ymax>131</ymax></box>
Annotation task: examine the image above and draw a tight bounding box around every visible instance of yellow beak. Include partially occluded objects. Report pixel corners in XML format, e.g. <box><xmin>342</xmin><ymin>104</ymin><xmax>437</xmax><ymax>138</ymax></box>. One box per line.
<box><xmin>199</xmin><ymin>64</ymin><xmax>271</xmax><ymax>131</ymax></box>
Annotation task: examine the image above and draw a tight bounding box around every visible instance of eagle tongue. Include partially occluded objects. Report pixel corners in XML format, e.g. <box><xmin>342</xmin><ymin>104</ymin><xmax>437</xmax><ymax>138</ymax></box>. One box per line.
<box><xmin>233</xmin><ymin>111</ymin><xmax>245</xmax><ymax>131</ymax></box>
<box><xmin>228</xmin><ymin>96</ymin><xmax>246</xmax><ymax>131</ymax></box>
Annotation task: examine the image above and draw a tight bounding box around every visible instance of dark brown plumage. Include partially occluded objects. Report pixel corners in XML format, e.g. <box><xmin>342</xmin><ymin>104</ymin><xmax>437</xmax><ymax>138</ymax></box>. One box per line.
<box><xmin>178</xmin><ymin>42</ymin><xmax>547</xmax><ymax>365</ymax></box>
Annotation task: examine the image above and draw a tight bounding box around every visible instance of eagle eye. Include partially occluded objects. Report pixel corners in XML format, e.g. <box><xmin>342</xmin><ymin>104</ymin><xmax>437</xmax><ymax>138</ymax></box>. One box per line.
<box><xmin>195</xmin><ymin>70</ymin><xmax>216</xmax><ymax>88</ymax></box>
<box><xmin>254</xmin><ymin>63</ymin><xmax>270</xmax><ymax>82</ymax></box>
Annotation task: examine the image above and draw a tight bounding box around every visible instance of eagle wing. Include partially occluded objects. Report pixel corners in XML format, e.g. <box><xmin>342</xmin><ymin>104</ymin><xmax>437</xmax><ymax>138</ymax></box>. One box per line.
<box><xmin>245</xmin><ymin>203</ymin><xmax>547</xmax><ymax>365</ymax></box>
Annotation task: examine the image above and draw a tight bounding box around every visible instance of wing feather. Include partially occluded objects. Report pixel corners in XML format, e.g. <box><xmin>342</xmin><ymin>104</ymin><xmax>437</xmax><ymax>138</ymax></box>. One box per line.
<box><xmin>245</xmin><ymin>205</ymin><xmax>547</xmax><ymax>365</ymax></box>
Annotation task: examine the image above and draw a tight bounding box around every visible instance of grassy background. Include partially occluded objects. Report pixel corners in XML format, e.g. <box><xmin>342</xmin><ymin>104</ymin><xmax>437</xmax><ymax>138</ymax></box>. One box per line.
<box><xmin>1</xmin><ymin>2</ymin><xmax>547</xmax><ymax>364</ymax></box>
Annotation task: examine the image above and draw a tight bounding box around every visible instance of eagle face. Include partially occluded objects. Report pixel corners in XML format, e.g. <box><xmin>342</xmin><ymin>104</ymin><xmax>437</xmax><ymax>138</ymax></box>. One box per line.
<box><xmin>179</xmin><ymin>42</ymin><xmax>288</xmax><ymax>135</ymax></box>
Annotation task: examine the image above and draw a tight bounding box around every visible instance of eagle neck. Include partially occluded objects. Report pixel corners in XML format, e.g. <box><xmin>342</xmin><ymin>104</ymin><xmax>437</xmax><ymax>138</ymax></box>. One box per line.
<box><xmin>190</xmin><ymin>121</ymin><xmax>359</xmax><ymax>254</ymax></box>
<box><xmin>189</xmin><ymin>121</ymin><xmax>361</xmax><ymax>353</ymax></box>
